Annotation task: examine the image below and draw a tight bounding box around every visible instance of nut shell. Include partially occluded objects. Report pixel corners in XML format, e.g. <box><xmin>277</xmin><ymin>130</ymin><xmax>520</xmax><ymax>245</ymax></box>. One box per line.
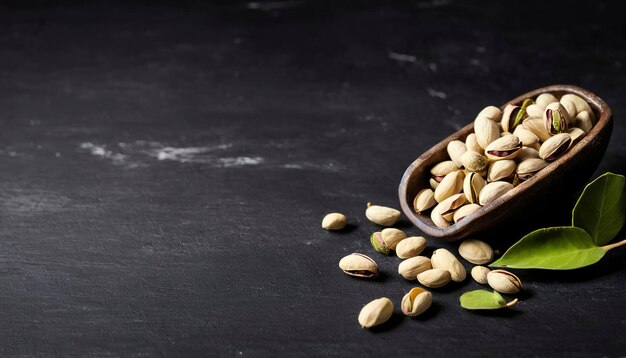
<box><xmin>396</xmin><ymin>236</ymin><xmax>427</xmax><ymax>259</ymax></box>
<box><xmin>485</xmin><ymin>135</ymin><xmax>522</xmax><ymax>161</ymax></box>
<box><xmin>478</xmin><ymin>181</ymin><xmax>514</xmax><ymax>205</ymax></box>
<box><xmin>487</xmin><ymin>269</ymin><xmax>523</xmax><ymax>294</ymax></box>
<box><xmin>453</xmin><ymin>203</ymin><xmax>481</xmax><ymax>223</ymax></box>
<box><xmin>487</xmin><ymin>159</ymin><xmax>516</xmax><ymax>182</ymax></box>
<box><xmin>358</xmin><ymin>297</ymin><xmax>394</xmax><ymax>328</ymax></box>
<box><xmin>434</xmin><ymin>170</ymin><xmax>465</xmax><ymax>203</ymax></box>
<box><xmin>474</xmin><ymin>116</ymin><xmax>501</xmax><ymax>150</ymax></box>
<box><xmin>398</xmin><ymin>256</ymin><xmax>432</xmax><ymax>280</ymax></box>
<box><xmin>516</xmin><ymin>158</ymin><xmax>549</xmax><ymax>181</ymax></box>
<box><xmin>476</xmin><ymin>106</ymin><xmax>503</xmax><ymax>122</ymax></box>
<box><xmin>322</xmin><ymin>212</ymin><xmax>348</xmax><ymax>230</ymax></box>
<box><xmin>461</xmin><ymin>151</ymin><xmax>488</xmax><ymax>172</ymax></box>
<box><xmin>417</xmin><ymin>268</ymin><xmax>452</xmax><ymax>288</ymax></box>
<box><xmin>365</xmin><ymin>204</ymin><xmax>401</xmax><ymax>226</ymax></box>
<box><xmin>339</xmin><ymin>253</ymin><xmax>379</xmax><ymax>278</ymax></box>
<box><xmin>539</xmin><ymin>133</ymin><xmax>571</xmax><ymax>162</ymax></box>
<box><xmin>447</xmin><ymin>140</ymin><xmax>467</xmax><ymax>168</ymax></box>
<box><xmin>471</xmin><ymin>266</ymin><xmax>490</xmax><ymax>284</ymax></box>
<box><xmin>458</xmin><ymin>239</ymin><xmax>494</xmax><ymax>264</ymax></box>
<box><xmin>535</xmin><ymin>93</ymin><xmax>558</xmax><ymax>109</ymax></box>
<box><xmin>431</xmin><ymin>248</ymin><xmax>466</xmax><ymax>282</ymax></box>
<box><xmin>401</xmin><ymin>288</ymin><xmax>432</xmax><ymax>317</ymax></box>
<box><xmin>413</xmin><ymin>188</ymin><xmax>436</xmax><ymax>214</ymax></box>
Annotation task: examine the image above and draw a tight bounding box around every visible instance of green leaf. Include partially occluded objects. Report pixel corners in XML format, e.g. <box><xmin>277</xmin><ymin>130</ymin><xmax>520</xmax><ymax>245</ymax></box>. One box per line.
<box><xmin>490</xmin><ymin>227</ymin><xmax>606</xmax><ymax>270</ymax></box>
<box><xmin>460</xmin><ymin>290</ymin><xmax>514</xmax><ymax>310</ymax></box>
<box><xmin>572</xmin><ymin>172</ymin><xmax>626</xmax><ymax>246</ymax></box>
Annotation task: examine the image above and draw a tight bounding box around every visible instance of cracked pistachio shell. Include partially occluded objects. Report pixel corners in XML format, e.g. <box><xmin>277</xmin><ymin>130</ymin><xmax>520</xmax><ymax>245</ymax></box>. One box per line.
<box><xmin>485</xmin><ymin>135</ymin><xmax>522</xmax><ymax>161</ymax></box>
<box><xmin>365</xmin><ymin>203</ymin><xmax>401</xmax><ymax>226</ymax></box>
<box><xmin>413</xmin><ymin>188</ymin><xmax>436</xmax><ymax>214</ymax></box>
<box><xmin>535</xmin><ymin>93</ymin><xmax>558</xmax><ymax>109</ymax></box>
<box><xmin>516</xmin><ymin>158</ymin><xmax>548</xmax><ymax>181</ymax></box>
<box><xmin>430</xmin><ymin>160</ymin><xmax>459</xmax><ymax>182</ymax></box>
<box><xmin>460</xmin><ymin>151</ymin><xmax>488</xmax><ymax>172</ymax></box>
<box><xmin>487</xmin><ymin>160</ymin><xmax>516</xmax><ymax>182</ymax></box>
<box><xmin>459</xmin><ymin>239</ymin><xmax>494</xmax><ymax>265</ymax></box>
<box><xmin>463</xmin><ymin>172</ymin><xmax>486</xmax><ymax>204</ymax></box>
<box><xmin>522</xmin><ymin>117</ymin><xmax>552</xmax><ymax>142</ymax></box>
<box><xmin>500</xmin><ymin>103</ymin><xmax>528</xmax><ymax>133</ymax></box>
<box><xmin>322</xmin><ymin>212</ymin><xmax>347</xmax><ymax>230</ymax></box>
<box><xmin>479</xmin><ymin>181</ymin><xmax>514</xmax><ymax>206</ymax></box>
<box><xmin>474</xmin><ymin>116</ymin><xmax>501</xmax><ymax>149</ymax></box>
<box><xmin>431</xmin><ymin>248</ymin><xmax>467</xmax><ymax>282</ymax></box>
<box><xmin>544</xmin><ymin>102</ymin><xmax>570</xmax><ymax>135</ymax></box>
<box><xmin>568</xmin><ymin>127</ymin><xmax>586</xmax><ymax>144</ymax></box>
<box><xmin>516</xmin><ymin>146</ymin><xmax>540</xmax><ymax>161</ymax></box>
<box><xmin>476</xmin><ymin>106</ymin><xmax>503</xmax><ymax>122</ymax></box>
<box><xmin>575</xmin><ymin>111</ymin><xmax>593</xmax><ymax>133</ymax></box>
<box><xmin>339</xmin><ymin>253</ymin><xmax>379</xmax><ymax>278</ymax></box>
<box><xmin>398</xmin><ymin>256</ymin><xmax>432</xmax><ymax>279</ymax></box>
<box><xmin>465</xmin><ymin>133</ymin><xmax>483</xmax><ymax>154</ymax></box>
<box><xmin>437</xmin><ymin>193</ymin><xmax>467</xmax><ymax>221</ymax></box>
<box><xmin>447</xmin><ymin>140</ymin><xmax>467</xmax><ymax>168</ymax></box>
<box><xmin>453</xmin><ymin>203</ymin><xmax>481</xmax><ymax>223</ymax></box>
<box><xmin>381</xmin><ymin>228</ymin><xmax>407</xmax><ymax>250</ymax></box>
<box><xmin>561</xmin><ymin>93</ymin><xmax>595</xmax><ymax>123</ymax></box>
<box><xmin>434</xmin><ymin>170</ymin><xmax>465</xmax><ymax>203</ymax></box>
<box><xmin>396</xmin><ymin>236</ymin><xmax>427</xmax><ymax>259</ymax></box>
<box><xmin>370</xmin><ymin>232</ymin><xmax>390</xmax><ymax>255</ymax></box>
<box><xmin>539</xmin><ymin>133</ymin><xmax>571</xmax><ymax>162</ymax></box>
<box><xmin>525</xmin><ymin>103</ymin><xmax>544</xmax><ymax>118</ymax></box>
<box><xmin>401</xmin><ymin>287</ymin><xmax>432</xmax><ymax>317</ymax></box>
<box><xmin>487</xmin><ymin>269</ymin><xmax>523</xmax><ymax>294</ymax></box>
<box><xmin>512</xmin><ymin>126</ymin><xmax>540</xmax><ymax>146</ymax></box>
<box><xmin>560</xmin><ymin>98</ymin><xmax>577</xmax><ymax>121</ymax></box>
<box><xmin>358</xmin><ymin>297</ymin><xmax>393</xmax><ymax>328</ymax></box>
<box><xmin>417</xmin><ymin>268</ymin><xmax>452</xmax><ymax>288</ymax></box>
<box><xmin>429</xmin><ymin>178</ymin><xmax>439</xmax><ymax>190</ymax></box>
<box><xmin>430</xmin><ymin>202</ymin><xmax>450</xmax><ymax>229</ymax></box>
<box><xmin>471</xmin><ymin>266</ymin><xmax>490</xmax><ymax>284</ymax></box>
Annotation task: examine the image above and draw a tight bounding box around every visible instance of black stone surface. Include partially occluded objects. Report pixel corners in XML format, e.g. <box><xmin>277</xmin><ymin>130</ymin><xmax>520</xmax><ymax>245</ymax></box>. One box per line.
<box><xmin>0</xmin><ymin>1</ymin><xmax>625</xmax><ymax>356</ymax></box>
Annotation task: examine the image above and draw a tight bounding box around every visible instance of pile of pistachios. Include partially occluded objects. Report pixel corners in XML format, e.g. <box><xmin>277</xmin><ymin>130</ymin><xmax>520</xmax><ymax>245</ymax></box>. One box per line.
<box><xmin>412</xmin><ymin>92</ymin><xmax>596</xmax><ymax>228</ymax></box>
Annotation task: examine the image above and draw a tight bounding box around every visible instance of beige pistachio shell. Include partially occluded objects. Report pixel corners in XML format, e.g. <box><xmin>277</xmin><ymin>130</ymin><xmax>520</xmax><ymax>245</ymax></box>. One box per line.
<box><xmin>560</xmin><ymin>98</ymin><xmax>578</xmax><ymax>120</ymax></box>
<box><xmin>358</xmin><ymin>297</ymin><xmax>394</xmax><ymax>328</ymax></box>
<box><xmin>339</xmin><ymin>253</ymin><xmax>379</xmax><ymax>278</ymax></box>
<box><xmin>487</xmin><ymin>159</ymin><xmax>516</xmax><ymax>182</ymax></box>
<box><xmin>485</xmin><ymin>135</ymin><xmax>522</xmax><ymax>161</ymax></box>
<box><xmin>539</xmin><ymin>133</ymin><xmax>571</xmax><ymax>162</ymax></box>
<box><xmin>512</xmin><ymin>126</ymin><xmax>540</xmax><ymax>146</ymax></box>
<box><xmin>561</xmin><ymin>93</ymin><xmax>595</xmax><ymax>123</ymax></box>
<box><xmin>474</xmin><ymin>116</ymin><xmax>501</xmax><ymax>150</ymax></box>
<box><xmin>401</xmin><ymin>287</ymin><xmax>432</xmax><ymax>317</ymax></box>
<box><xmin>535</xmin><ymin>93</ymin><xmax>558</xmax><ymax>109</ymax></box>
<box><xmin>471</xmin><ymin>266</ymin><xmax>490</xmax><ymax>284</ymax></box>
<box><xmin>322</xmin><ymin>212</ymin><xmax>348</xmax><ymax>230</ymax></box>
<box><xmin>430</xmin><ymin>202</ymin><xmax>450</xmax><ymax>229</ymax></box>
<box><xmin>381</xmin><ymin>228</ymin><xmax>407</xmax><ymax>250</ymax></box>
<box><xmin>460</xmin><ymin>151</ymin><xmax>488</xmax><ymax>172</ymax></box>
<box><xmin>447</xmin><ymin>140</ymin><xmax>467</xmax><ymax>168</ymax></box>
<box><xmin>476</xmin><ymin>106</ymin><xmax>503</xmax><ymax>122</ymax></box>
<box><xmin>437</xmin><ymin>193</ymin><xmax>467</xmax><ymax>220</ymax></box>
<box><xmin>413</xmin><ymin>188</ymin><xmax>436</xmax><ymax>214</ymax></box>
<box><xmin>500</xmin><ymin>104</ymin><xmax>524</xmax><ymax>133</ymax></box>
<box><xmin>568</xmin><ymin>127</ymin><xmax>586</xmax><ymax>144</ymax></box>
<box><xmin>396</xmin><ymin>236</ymin><xmax>427</xmax><ymax>259</ymax></box>
<box><xmin>434</xmin><ymin>170</ymin><xmax>465</xmax><ymax>203</ymax></box>
<box><xmin>417</xmin><ymin>268</ymin><xmax>452</xmax><ymax>288</ymax></box>
<box><xmin>543</xmin><ymin>102</ymin><xmax>570</xmax><ymax>135</ymax></box>
<box><xmin>575</xmin><ymin>111</ymin><xmax>593</xmax><ymax>133</ymax></box>
<box><xmin>522</xmin><ymin>117</ymin><xmax>552</xmax><ymax>142</ymax></box>
<box><xmin>465</xmin><ymin>133</ymin><xmax>484</xmax><ymax>154</ymax></box>
<box><xmin>365</xmin><ymin>203</ymin><xmax>401</xmax><ymax>226</ymax></box>
<box><xmin>487</xmin><ymin>269</ymin><xmax>523</xmax><ymax>294</ymax></box>
<box><xmin>453</xmin><ymin>203</ymin><xmax>481</xmax><ymax>223</ymax></box>
<box><xmin>478</xmin><ymin>181</ymin><xmax>514</xmax><ymax>206</ymax></box>
<box><xmin>525</xmin><ymin>103</ymin><xmax>544</xmax><ymax>118</ymax></box>
<box><xmin>463</xmin><ymin>172</ymin><xmax>486</xmax><ymax>204</ymax></box>
<box><xmin>429</xmin><ymin>178</ymin><xmax>439</xmax><ymax>190</ymax></box>
<box><xmin>516</xmin><ymin>146</ymin><xmax>540</xmax><ymax>161</ymax></box>
<box><xmin>458</xmin><ymin>239</ymin><xmax>494</xmax><ymax>264</ymax></box>
<box><xmin>431</xmin><ymin>248</ymin><xmax>466</xmax><ymax>282</ymax></box>
<box><xmin>430</xmin><ymin>160</ymin><xmax>459</xmax><ymax>181</ymax></box>
<box><xmin>516</xmin><ymin>158</ymin><xmax>549</xmax><ymax>181</ymax></box>
<box><xmin>398</xmin><ymin>256</ymin><xmax>432</xmax><ymax>280</ymax></box>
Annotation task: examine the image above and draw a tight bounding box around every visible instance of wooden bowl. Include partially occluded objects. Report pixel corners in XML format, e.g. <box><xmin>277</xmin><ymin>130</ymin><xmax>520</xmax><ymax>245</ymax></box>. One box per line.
<box><xmin>398</xmin><ymin>85</ymin><xmax>613</xmax><ymax>241</ymax></box>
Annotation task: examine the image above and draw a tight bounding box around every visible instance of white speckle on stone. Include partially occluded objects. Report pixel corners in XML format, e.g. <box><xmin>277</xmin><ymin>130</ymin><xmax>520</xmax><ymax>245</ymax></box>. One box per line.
<box><xmin>427</xmin><ymin>88</ymin><xmax>447</xmax><ymax>99</ymax></box>
<box><xmin>219</xmin><ymin>156</ymin><xmax>264</xmax><ymax>167</ymax></box>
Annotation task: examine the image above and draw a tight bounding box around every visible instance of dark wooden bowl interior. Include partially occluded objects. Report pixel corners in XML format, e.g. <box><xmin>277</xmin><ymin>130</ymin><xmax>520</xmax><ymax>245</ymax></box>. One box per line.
<box><xmin>398</xmin><ymin>85</ymin><xmax>613</xmax><ymax>241</ymax></box>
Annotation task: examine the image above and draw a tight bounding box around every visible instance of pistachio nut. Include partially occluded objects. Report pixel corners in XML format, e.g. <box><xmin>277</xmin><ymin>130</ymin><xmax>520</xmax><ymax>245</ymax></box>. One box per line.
<box><xmin>560</xmin><ymin>98</ymin><xmax>577</xmax><ymax>120</ymax></box>
<box><xmin>471</xmin><ymin>266</ymin><xmax>490</xmax><ymax>284</ymax></box>
<box><xmin>436</xmin><ymin>193</ymin><xmax>467</xmax><ymax>223</ymax></box>
<box><xmin>370</xmin><ymin>232</ymin><xmax>390</xmax><ymax>255</ymax></box>
<box><xmin>476</xmin><ymin>105</ymin><xmax>503</xmax><ymax>122</ymax></box>
<box><xmin>485</xmin><ymin>135</ymin><xmax>522</xmax><ymax>161</ymax></box>
<box><xmin>398</xmin><ymin>256</ymin><xmax>432</xmax><ymax>280</ymax></box>
<box><xmin>413</xmin><ymin>188</ymin><xmax>436</xmax><ymax>214</ymax></box>
<box><xmin>430</xmin><ymin>202</ymin><xmax>450</xmax><ymax>229</ymax></box>
<box><xmin>322</xmin><ymin>212</ymin><xmax>348</xmax><ymax>230</ymax></box>
<box><xmin>501</xmin><ymin>99</ymin><xmax>532</xmax><ymax>132</ymax></box>
<box><xmin>512</xmin><ymin>126</ymin><xmax>540</xmax><ymax>147</ymax></box>
<box><xmin>434</xmin><ymin>170</ymin><xmax>465</xmax><ymax>203</ymax></box>
<box><xmin>381</xmin><ymin>228</ymin><xmax>406</xmax><ymax>250</ymax></box>
<box><xmin>453</xmin><ymin>203</ymin><xmax>481</xmax><ymax>223</ymax></box>
<box><xmin>401</xmin><ymin>287</ymin><xmax>432</xmax><ymax>317</ymax></box>
<box><xmin>465</xmin><ymin>133</ymin><xmax>484</xmax><ymax>154</ymax></box>
<box><xmin>447</xmin><ymin>140</ymin><xmax>467</xmax><ymax>168</ymax></box>
<box><xmin>575</xmin><ymin>111</ymin><xmax>593</xmax><ymax>133</ymax></box>
<box><xmin>487</xmin><ymin>269</ymin><xmax>523</xmax><ymax>294</ymax></box>
<box><xmin>396</xmin><ymin>236</ymin><xmax>427</xmax><ymax>259</ymax></box>
<box><xmin>460</xmin><ymin>151</ymin><xmax>488</xmax><ymax>172</ymax></box>
<box><xmin>358</xmin><ymin>297</ymin><xmax>394</xmax><ymax>328</ymax></box>
<box><xmin>525</xmin><ymin>103</ymin><xmax>544</xmax><ymax>118</ymax></box>
<box><xmin>535</xmin><ymin>93</ymin><xmax>558</xmax><ymax>109</ymax></box>
<box><xmin>429</xmin><ymin>177</ymin><xmax>439</xmax><ymax>190</ymax></box>
<box><xmin>544</xmin><ymin>102</ymin><xmax>570</xmax><ymax>135</ymax></box>
<box><xmin>431</xmin><ymin>248</ymin><xmax>466</xmax><ymax>282</ymax></box>
<box><xmin>561</xmin><ymin>93</ymin><xmax>595</xmax><ymax>123</ymax></box>
<box><xmin>568</xmin><ymin>127</ymin><xmax>586</xmax><ymax>144</ymax></box>
<box><xmin>474</xmin><ymin>116</ymin><xmax>501</xmax><ymax>150</ymax></box>
<box><xmin>430</xmin><ymin>160</ymin><xmax>459</xmax><ymax>182</ymax></box>
<box><xmin>365</xmin><ymin>203</ymin><xmax>401</xmax><ymax>226</ymax></box>
<box><xmin>339</xmin><ymin>253</ymin><xmax>379</xmax><ymax>278</ymax></box>
<box><xmin>458</xmin><ymin>239</ymin><xmax>494</xmax><ymax>265</ymax></box>
<box><xmin>478</xmin><ymin>181</ymin><xmax>514</xmax><ymax>206</ymax></box>
<box><xmin>516</xmin><ymin>158</ymin><xmax>549</xmax><ymax>181</ymax></box>
<box><xmin>516</xmin><ymin>146</ymin><xmax>540</xmax><ymax>161</ymax></box>
<box><xmin>522</xmin><ymin>117</ymin><xmax>552</xmax><ymax>142</ymax></box>
<box><xmin>417</xmin><ymin>268</ymin><xmax>452</xmax><ymax>288</ymax></box>
<box><xmin>539</xmin><ymin>133</ymin><xmax>571</xmax><ymax>162</ymax></box>
<box><xmin>487</xmin><ymin>159</ymin><xmax>516</xmax><ymax>182</ymax></box>
<box><xmin>463</xmin><ymin>172</ymin><xmax>486</xmax><ymax>204</ymax></box>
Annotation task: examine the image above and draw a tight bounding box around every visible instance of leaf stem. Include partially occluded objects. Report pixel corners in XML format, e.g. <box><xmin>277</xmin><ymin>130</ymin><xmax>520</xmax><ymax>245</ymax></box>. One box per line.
<box><xmin>505</xmin><ymin>298</ymin><xmax>519</xmax><ymax>308</ymax></box>
<box><xmin>601</xmin><ymin>238</ymin><xmax>626</xmax><ymax>251</ymax></box>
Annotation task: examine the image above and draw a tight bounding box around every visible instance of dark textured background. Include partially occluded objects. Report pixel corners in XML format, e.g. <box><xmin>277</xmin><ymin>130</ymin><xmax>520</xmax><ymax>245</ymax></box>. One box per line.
<box><xmin>0</xmin><ymin>1</ymin><xmax>625</xmax><ymax>356</ymax></box>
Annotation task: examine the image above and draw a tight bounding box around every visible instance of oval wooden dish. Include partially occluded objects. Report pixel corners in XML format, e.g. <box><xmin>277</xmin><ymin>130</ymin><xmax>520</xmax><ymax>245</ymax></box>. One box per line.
<box><xmin>398</xmin><ymin>85</ymin><xmax>613</xmax><ymax>241</ymax></box>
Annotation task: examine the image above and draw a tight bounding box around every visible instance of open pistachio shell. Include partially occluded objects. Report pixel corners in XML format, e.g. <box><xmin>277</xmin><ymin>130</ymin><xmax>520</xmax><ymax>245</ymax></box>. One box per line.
<box><xmin>401</xmin><ymin>287</ymin><xmax>432</xmax><ymax>317</ymax></box>
<box><xmin>434</xmin><ymin>170</ymin><xmax>465</xmax><ymax>203</ymax></box>
<box><xmin>447</xmin><ymin>140</ymin><xmax>467</xmax><ymax>168</ymax></box>
<box><xmin>543</xmin><ymin>102</ymin><xmax>570</xmax><ymax>135</ymax></box>
<box><xmin>339</xmin><ymin>253</ymin><xmax>379</xmax><ymax>278</ymax></box>
<box><xmin>539</xmin><ymin>133</ymin><xmax>571</xmax><ymax>162</ymax></box>
<box><xmin>463</xmin><ymin>172</ymin><xmax>486</xmax><ymax>204</ymax></box>
<box><xmin>487</xmin><ymin>159</ymin><xmax>516</xmax><ymax>182</ymax></box>
<box><xmin>516</xmin><ymin>158</ymin><xmax>549</xmax><ymax>181</ymax></box>
<box><xmin>474</xmin><ymin>116</ymin><xmax>501</xmax><ymax>150</ymax></box>
<box><xmin>484</xmin><ymin>135</ymin><xmax>522</xmax><ymax>161</ymax></box>
<box><xmin>478</xmin><ymin>181</ymin><xmax>514</xmax><ymax>205</ymax></box>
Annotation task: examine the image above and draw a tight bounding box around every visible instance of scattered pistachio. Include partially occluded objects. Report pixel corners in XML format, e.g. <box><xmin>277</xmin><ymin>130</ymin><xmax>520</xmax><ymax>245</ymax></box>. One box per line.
<box><xmin>358</xmin><ymin>297</ymin><xmax>394</xmax><ymax>328</ymax></box>
<box><xmin>417</xmin><ymin>268</ymin><xmax>452</xmax><ymax>288</ymax></box>
<box><xmin>365</xmin><ymin>202</ymin><xmax>401</xmax><ymax>226</ymax></box>
<box><xmin>471</xmin><ymin>266</ymin><xmax>490</xmax><ymax>284</ymax></box>
<box><xmin>370</xmin><ymin>232</ymin><xmax>390</xmax><ymax>255</ymax></box>
<box><xmin>458</xmin><ymin>239</ymin><xmax>494</xmax><ymax>264</ymax></box>
<box><xmin>339</xmin><ymin>253</ymin><xmax>379</xmax><ymax>278</ymax></box>
<box><xmin>398</xmin><ymin>256</ymin><xmax>432</xmax><ymax>280</ymax></box>
<box><xmin>401</xmin><ymin>288</ymin><xmax>432</xmax><ymax>317</ymax></box>
<box><xmin>431</xmin><ymin>248</ymin><xmax>467</xmax><ymax>282</ymax></box>
<box><xmin>487</xmin><ymin>269</ymin><xmax>523</xmax><ymax>294</ymax></box>
<box><xmin>380</xmin><ymin>228</ymin><xmax>406</xmax><ymax>250</ymax></box>
<box><xmin>396</xmin><ymin>236</ymin><xmax>427</xmax><ymax>259</ymax></box>
<box><xmin>321</xmin><ymin>212</ymin><xmax>348</xmax><ymax>230</ymax></box>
